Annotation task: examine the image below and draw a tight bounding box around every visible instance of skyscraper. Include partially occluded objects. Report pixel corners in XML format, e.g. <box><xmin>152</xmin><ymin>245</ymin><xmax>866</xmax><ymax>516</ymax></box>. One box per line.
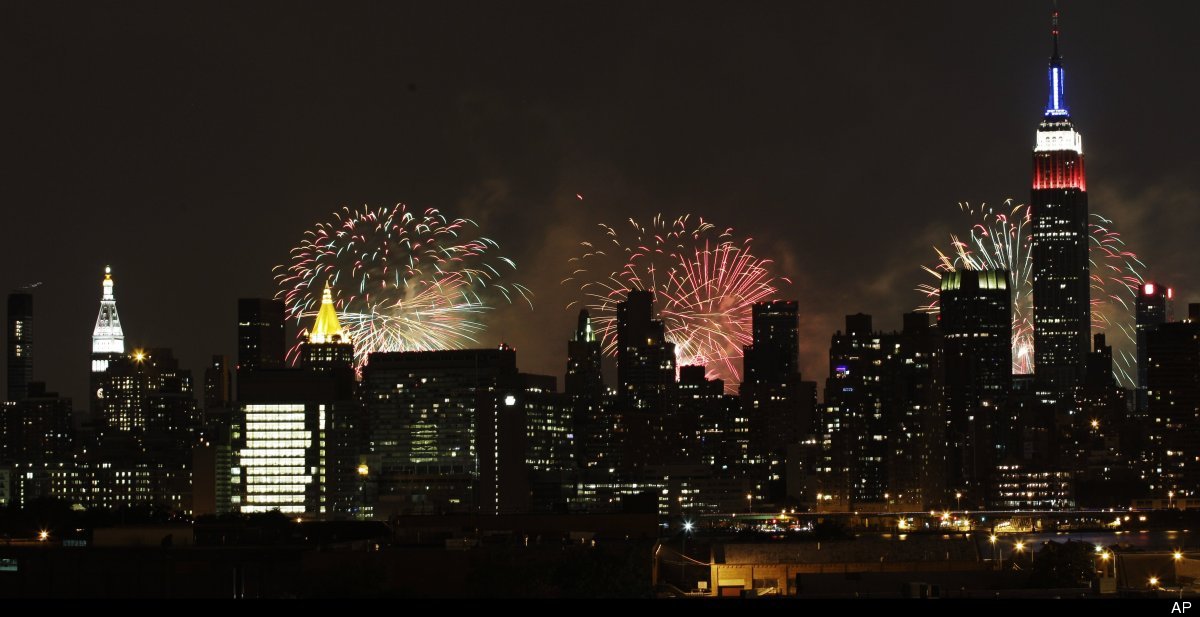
<box><xmin>743</xmin><ymin>300</ymin><xmax>799</xmax><ymax>382</ymax></box>
<box><xmin>82</xmin><ymin>347</ymin><xmax>199</xmax><ymax>511</ymax></box>
<box><xmin>1146</xmin><ymin>318</ymin><xmax>1200</xmax><ymax>497</ymax></box>
<box><xmin>740</xmin><ymin>301</ymin><xmax>816</xmax><ymax>465</ymax></box>
<box><xmin>7</xmin><ymin>290</ymin><xmax>33</xmax><ymax>402</ymax></box>
<box><xmin>615</xmin><ymin>290</ymin><xmax>676</xmax><ymax>408</ymax></box>
<box><xmin>360</xmin><ymin>347</ymin><xmax>519</xmax><ymax>514</ymax></box>
<box><xmin>203</xmin><ymin>354</ymin><xmax>232</xmax><ymax>411</ymax></box>
<box><xmin>1074</xmin><ymin>332</ymin><xmax>1132</xmax><ymax>505</ymax></box>
<box><xmin>822</xmin><ymin>313</ymin><xmax>946</xmax><ymax>511</ymax></box>
<box><xmin>198</xmin><ymin>355</ymin><xmax>233</xmax><ymax>517</ymax></box>
<box><xmin>565</xmin><ymin>310</ymin><xmax>609</xmax><ymax>471</ymax></box>
<box><xmin>939</xmin><ymin>269</ymin><xmax>1012</xmax><ymax>498</ymax></box>
<box><xmin>0</xmin><ymin>382</ymin><xmax>72</xmax><ymax>463</ymax></box>
<box><xmin>566</xmin><ymin>310</ymin><xmax>603</xmax><ymax>396</ymax></box>
<box><xmin>889</xmin><ymin>312</ymin><xmax>946</xmax><ymax>511</ymax></box>
<box><xmin>233</xmin><ymin>294</ymin><xmax>359</xmax><ymax>518</ymax></box>
<box><xmin>1136</xmin><ymin>282</ymin><xmax>1172</xmax><ymax>412</ymax></box>
<box><xmin>477</xmin><ymin>373</ymin><xmax>574</xmax><ymax>514</ymax></box>
<box><xmin>236</xmin><ymin>298</ymin><xmax>286</xmax><ymax>373</ymax></box>
<box><xmin>612</xmin><ymin>291</ymin><xmax>676</xmax><ymax>473</ymax></box>
<box><xmin>90</xmin><ymin>267</ymin><xmax>126</xmax><ymax>416</ymax></box>
<box><xmin>676</xmin><ymin>364</ymin><xmax>740</xmax><ymax>469</ymax></box>
<box><xmin>1030</xmin><ymin>9</ymin><xmax>1091</xmax><ymax>397</ymax></box>
<box><xmin>824</xmin><ymin>314</ymin><xmax>891</xmax><ymax>506</ymax></box>
<box><xmin>97</xmin><ymin>348</ymin><xmax>196</xmax><ymax>436</ymax></box>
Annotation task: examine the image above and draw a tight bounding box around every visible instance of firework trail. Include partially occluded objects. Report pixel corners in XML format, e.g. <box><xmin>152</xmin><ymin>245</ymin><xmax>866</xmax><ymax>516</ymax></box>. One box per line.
<box><xmin>918</xmin><ymin>200</ymin><xmax>1146</xmax><ymax>386</ymax></box>
<box><xmin>274</xmin><ymin>204</ymin><xmax>532</xmax><ymax>368</ymax></box>
<box><xmin>563</xmin><ymin>214</ymin><xmax>789</xmax><ymax>391</ymax></box>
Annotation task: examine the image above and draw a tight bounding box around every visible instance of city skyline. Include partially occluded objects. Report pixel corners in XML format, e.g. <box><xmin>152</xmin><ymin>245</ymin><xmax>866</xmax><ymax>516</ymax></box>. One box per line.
<box><xmin>5</xmin><ymin>3</ymin><xmax>1200</xmax><ymax>598</ymax></box>
<box><xmin>2</xmin><ymin>2</ymin><xmax>1199</xmax><ymax>408</ymax></box>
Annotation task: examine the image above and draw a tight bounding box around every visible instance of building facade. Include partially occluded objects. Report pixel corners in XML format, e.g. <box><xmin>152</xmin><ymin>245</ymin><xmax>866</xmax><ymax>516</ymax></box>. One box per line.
<box><xmin>361</xmin><ymin>347</ymin><xmax>520</xmax><ymax>514</ymax></box>
<box><xmin>940</xmin><ymin>269</ymin><xmax>1012</xmax><ymax>500</ymax></box>
<box><xmin>7</xmin><ymin>290</ymin><xmax>33</xmax><ymax>403</ymax></box>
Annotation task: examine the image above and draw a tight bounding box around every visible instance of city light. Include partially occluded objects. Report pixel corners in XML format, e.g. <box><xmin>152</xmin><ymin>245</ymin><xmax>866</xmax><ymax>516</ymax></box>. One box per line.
<box><xmin>238</xmin><ymin>404</ymin><xmax>313</xmax><ymax>515</ymax></box>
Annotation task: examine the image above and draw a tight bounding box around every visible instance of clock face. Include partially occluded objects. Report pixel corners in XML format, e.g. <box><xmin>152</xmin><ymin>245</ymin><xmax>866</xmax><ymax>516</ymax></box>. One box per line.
<box><xmin>96</xmin><ymin>387</ymin><xmax>104</xmax><ymax>399</ymax></box>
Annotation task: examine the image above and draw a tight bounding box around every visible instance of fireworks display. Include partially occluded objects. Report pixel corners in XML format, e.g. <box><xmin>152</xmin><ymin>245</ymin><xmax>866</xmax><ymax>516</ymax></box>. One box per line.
<box><xmin>564</xmin><ymin>214</ymin><xmax>789</xmax><ymax>391</ymax></box>
<box><xmin>274</xmin><ymin>204</ymin><xmax>532</xmax><ymax>368</ymax></box>
<box><xmin>918</xmin><ymin>200</ymin><xmax>1146</xmax><ymax>386</ymax></box>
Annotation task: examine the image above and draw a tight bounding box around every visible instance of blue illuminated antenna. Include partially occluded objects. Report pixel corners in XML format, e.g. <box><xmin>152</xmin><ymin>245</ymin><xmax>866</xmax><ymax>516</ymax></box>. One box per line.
<box><xmin>1046</xmin><ymin>4</ymin><xmax>1069</xmax><ymax>117</ymax></box>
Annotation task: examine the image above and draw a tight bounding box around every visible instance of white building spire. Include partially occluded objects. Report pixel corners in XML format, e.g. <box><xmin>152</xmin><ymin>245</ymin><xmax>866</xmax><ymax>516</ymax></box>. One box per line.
<box><xmin>92</xmin><ymin>265</ymin><xmax>125</xmax><ymax>354</ymax></box>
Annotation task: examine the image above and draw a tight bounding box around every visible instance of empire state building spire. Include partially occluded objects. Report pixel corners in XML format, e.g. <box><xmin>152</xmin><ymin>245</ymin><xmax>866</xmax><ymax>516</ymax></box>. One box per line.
<box><xmin>1051</xmin><ymin>5</ymin><xmax>1061</xmax><ymax>62</ymax></box>
<box><xmin>92</xmin><ymin>265</ymin><xmax>125</xmax><ymax>354</ymax></box>
<box><xmin>1046</xmin><ymin>7</ymin><xmax>1068</xmax><ymax>118</ymax></box>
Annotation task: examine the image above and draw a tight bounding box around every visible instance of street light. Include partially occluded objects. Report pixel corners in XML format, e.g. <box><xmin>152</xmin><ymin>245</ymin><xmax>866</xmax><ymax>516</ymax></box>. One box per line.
<box><xmin>37</xmin><ymin>530</ymin><xmax>48</xmax><ymax>542</ymax></box>
<box><xmin>1096</xmin><ymin>550</ymin><xmax>1112</xmax><ymax>581</ymax></box>
<box><xmin>989</xmin><ymin>534</ymin><xmax>1000</xmax><ymax>569</ymax></box>
<box><xmin>746</xmin><ymin>493</ymin><xmax>753</xmax><ymax>514</ymax></box>
<box><xmin>1150</xmin><ymin>576</ymin><xmax>1160</xmax><ymax>589</ymax></box>
<box><xmin>357</xmin><ymin>464</ymin><xmax>370</xmax><ymax>518</ymax></box>
<box><xmin>956</xmin><ymin>492</ymin><xmax>962</xmax><ymax>511</ymax></box>
<box><xmin>1175</xmin><ymin>552</ymin><xmax>1184</xmax><ymax>596</ymax></box>
<box><xmin>681</xmin><ymin>521</ymin><xmax>694</xmax><ymax>588</ymax></box>
<box><xmin>1015</xmin><ymin>540</ymin><xmax>1032</xmax><ymax>565</ymax></box>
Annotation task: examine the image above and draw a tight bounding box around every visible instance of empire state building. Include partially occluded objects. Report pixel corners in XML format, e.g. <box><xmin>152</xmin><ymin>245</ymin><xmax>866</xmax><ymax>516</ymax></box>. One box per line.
<box><xmin>1031</xmin><ymin>8</ymin><xmax>1090</xmax><ymax>397</ymax></box>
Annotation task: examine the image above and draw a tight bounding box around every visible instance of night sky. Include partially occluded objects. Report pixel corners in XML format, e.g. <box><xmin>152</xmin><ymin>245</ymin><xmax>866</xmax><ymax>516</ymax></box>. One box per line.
<box><xmin>3</xmin><ymin>1</ymin><xmax>1199</xmax><ymax>406</ymax></box>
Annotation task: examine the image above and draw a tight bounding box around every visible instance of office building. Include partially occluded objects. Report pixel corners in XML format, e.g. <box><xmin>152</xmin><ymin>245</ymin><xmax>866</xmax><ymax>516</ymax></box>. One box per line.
<box><xmin>939</xmin><ymin>270</ymin><xmax>1012</xmax><ymax>499</ymax></box>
